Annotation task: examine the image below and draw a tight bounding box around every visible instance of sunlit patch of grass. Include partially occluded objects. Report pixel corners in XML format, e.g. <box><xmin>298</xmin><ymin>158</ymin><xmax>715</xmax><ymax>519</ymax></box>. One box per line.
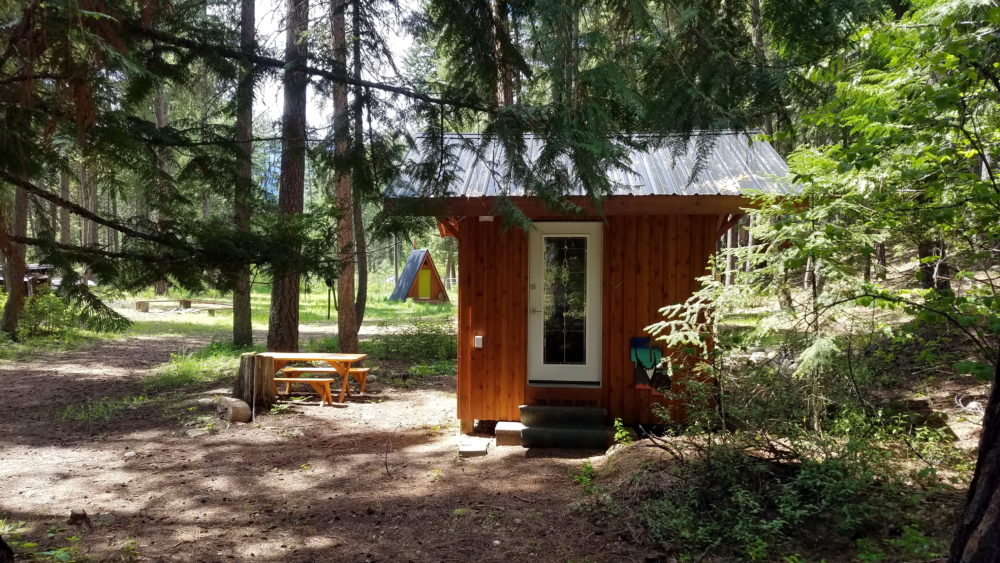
<box><xmin>58</xmin><ymin>394</ymin><xmax>151</xmax><ymax>424</ymax></box>
<box><xmin>57</xmin><ymin>341</ymin><xmax>259</xmax><ymax>428</ymax></box>
<box><xmin>118</xmin><ymin>279</ymin><xmax>456</xmax><ymax>340</ymax></box>
<box><xmin>0</xmin><ymin>329</ymin><xmax>111</xmax><ymax>362</ymax></box>
<box><xmin>142</xmin><ymin>341</ymin><xmax>261</xmax><ymax>393</ymax></box>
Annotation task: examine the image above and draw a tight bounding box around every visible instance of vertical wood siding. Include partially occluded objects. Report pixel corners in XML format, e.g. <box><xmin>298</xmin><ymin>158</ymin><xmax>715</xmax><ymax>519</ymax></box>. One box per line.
<box><xmin>456</xmin><ymin>215</ymin><xmax>719</xmax><ymax>424</ymax></box>
<box><xmin>456</xmin><ymin>220</ymin><xmax>528</xmax><ymax>422</ymax></box>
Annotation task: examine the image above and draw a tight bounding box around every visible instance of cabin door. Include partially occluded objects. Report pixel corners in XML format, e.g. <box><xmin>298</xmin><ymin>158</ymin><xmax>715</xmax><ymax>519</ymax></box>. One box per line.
<box><xmin>527</xmin><ymin>222</ymin><xmax>603</xmax><ymax>385</ymax></box>
<box><xmin>417</xmin><ymin>268</ymin><xmax>431</xmax><ymax>299</ymax></box>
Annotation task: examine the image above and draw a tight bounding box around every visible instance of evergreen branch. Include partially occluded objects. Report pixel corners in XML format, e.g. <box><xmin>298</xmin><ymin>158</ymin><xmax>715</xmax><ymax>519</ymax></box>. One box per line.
<box><xmin>9</xmin><ymin>235</ymin><xmax>164</xmax><ymax>262</ymax></box>
<box><xmin>0</xmin><ymin>171</ymin><xmax>195</xmax><ymax>253</ymax></box>
<box><xmin>817</xmin><ymin>292</ymin><xmax>995</xmax><ymax>362</ymax></box>
<box><xmin>127</xmin><ymin>24</ymin><xmax>495</xmax><ymax>114</ymax></box>
<box><xmin>0</xmin><ymin>72</ymin><xmax>68</xmax><ymax>85</ymax></box>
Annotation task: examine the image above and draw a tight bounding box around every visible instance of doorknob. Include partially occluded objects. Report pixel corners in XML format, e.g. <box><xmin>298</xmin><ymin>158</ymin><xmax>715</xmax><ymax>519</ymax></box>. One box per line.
<box><xmin>530</xmin><ymin>307</ymin><xmax>541</xmax><ymax>313</ymax></box>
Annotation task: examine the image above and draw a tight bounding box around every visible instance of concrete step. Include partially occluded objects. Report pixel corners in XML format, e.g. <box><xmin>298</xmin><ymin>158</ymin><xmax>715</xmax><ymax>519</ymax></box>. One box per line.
<box><xmin>495</xmin><ymin>421</ymin><xmax>526</xmax><ymax>446</ymax></box>
<box><xmin>458</xmin><ymin>435</ymin><xmax>491</xmax><ymax>457</ymax></box>
<box><xmin>519</xmin><ymin>405</ymin><xmax>606</xmax><ymax>428</ymax></box>
<box><xmin>520</xmin><ymin>426</ymin><xmax>611</xmax><ymax>449</ymax></box>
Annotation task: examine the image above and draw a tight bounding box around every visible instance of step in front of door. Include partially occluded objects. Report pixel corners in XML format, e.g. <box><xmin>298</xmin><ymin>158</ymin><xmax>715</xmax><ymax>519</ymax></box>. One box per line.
<box><xmin>516</xmin><ymin>405</ymin><xmax>611</xmax><ymax>449</ymax></box>
<box><xmin>519</xmin><ymin>405</ymin><xmax>606</xmax><ymax>428</ymax></box>
<box><xmin>519</xmin><ymin>426</ymin><xmax>611</xmax><ymax>449</ymax></box>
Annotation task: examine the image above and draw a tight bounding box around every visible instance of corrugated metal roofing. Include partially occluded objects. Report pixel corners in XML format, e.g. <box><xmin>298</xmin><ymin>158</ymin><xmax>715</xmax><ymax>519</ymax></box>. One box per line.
<box><xmin>387</xmin><ymin>132</ymin><xmax>796</xmax><ymax>198</ymax></box>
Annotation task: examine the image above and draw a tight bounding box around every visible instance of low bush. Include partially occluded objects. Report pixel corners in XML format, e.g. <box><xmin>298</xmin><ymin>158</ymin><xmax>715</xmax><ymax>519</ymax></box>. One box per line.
<box><xmin>16</xmin><ymin>292</ymin><xmax>79</xmax><ymax>337</ymax></box>
<box><xmin>366</xmin><ymin>319</ymin><xmax>457</xmax><ymax>362</ymax></box>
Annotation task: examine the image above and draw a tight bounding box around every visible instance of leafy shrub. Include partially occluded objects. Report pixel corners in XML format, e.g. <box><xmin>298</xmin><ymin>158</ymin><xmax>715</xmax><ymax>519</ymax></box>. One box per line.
<box><xmin>637</xmin><ymin>438</ymin><xmax>916</xmax><ymax>559</ymax></box>
<box><xmin>408</xmin><ymin>360</ymin><xmax>456</xmax><ymax>376</ymax></box>
<box><xmin>18</xmin><ymin>292</ymin><xmax>78</xmax><ymax>337</ymax></box>
<box><xmin>365</xmin><ymin>319</ymin><xmax>456</xmax><ymax>361</ymax></box>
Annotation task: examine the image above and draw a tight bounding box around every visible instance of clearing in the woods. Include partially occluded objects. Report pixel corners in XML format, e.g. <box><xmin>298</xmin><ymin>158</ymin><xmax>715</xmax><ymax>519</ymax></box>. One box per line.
<box><xmin>0</xmin><ymin>309</ymin><xmax>648</xmax><ymax>562</ymax></box>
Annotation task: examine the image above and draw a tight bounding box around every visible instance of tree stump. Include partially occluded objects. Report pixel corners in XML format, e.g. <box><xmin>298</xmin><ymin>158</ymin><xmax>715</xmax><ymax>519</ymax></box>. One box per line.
<box><xmin>233</xmin><ymin>353</ymin><xmax>275</xmax><ymax>415</ymax></box>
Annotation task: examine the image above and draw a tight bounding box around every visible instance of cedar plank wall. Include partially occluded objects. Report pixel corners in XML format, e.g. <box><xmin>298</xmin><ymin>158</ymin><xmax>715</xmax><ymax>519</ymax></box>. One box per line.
<box><xmin>456</xmin><ymin>219</ymin><xmax>529</xmax><ymax>422</ymax></box>
<box><xmin>456</xmin><ymin>215</ymin><xmax>718</xmax><ymax>425</ymax></box>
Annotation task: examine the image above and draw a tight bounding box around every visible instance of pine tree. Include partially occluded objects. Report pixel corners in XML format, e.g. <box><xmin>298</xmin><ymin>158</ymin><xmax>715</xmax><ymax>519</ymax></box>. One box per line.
<box><xmin>232</xmin><ymin>0</ymin><xmax>256</xmax><ymax>348</ymax></box>
<box><xmin>331</xmin><ymin>0</ymin><xmax>357</xmax><ymax>353</ymax></box>
<box><xmin>267</xmin><ymin>0</ymin><xmax>310</xmax><ymax>352</ymax></box>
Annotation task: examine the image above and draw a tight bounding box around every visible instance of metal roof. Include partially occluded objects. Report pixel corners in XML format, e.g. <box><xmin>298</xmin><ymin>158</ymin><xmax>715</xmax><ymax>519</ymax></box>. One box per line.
<box><xmin>387</xmin><ymin>132</ymin><xmax>796</xmax><ymax>198</ymax></box>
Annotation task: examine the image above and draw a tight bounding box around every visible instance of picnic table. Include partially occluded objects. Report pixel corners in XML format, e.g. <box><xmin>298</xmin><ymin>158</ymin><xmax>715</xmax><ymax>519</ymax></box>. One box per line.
<box><xmin>256</xmin><ymin>352</ymin><xmax>368</xmax><ymax>405</ymax></box>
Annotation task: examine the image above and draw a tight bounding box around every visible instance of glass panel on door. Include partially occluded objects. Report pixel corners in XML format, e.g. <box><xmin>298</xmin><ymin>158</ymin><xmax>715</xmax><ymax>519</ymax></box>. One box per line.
<box><xmin>542</xmin><ymin>236</ymin><xmax>587</xmax><ymax>365</ymax></box>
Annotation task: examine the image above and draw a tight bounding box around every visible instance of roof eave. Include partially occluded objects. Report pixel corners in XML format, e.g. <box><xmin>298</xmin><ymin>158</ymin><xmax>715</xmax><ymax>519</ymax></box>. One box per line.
<box><xmin>385</xmin><ymin>194</ymin><xmax>760</xmax><ymax>219</ymax></box>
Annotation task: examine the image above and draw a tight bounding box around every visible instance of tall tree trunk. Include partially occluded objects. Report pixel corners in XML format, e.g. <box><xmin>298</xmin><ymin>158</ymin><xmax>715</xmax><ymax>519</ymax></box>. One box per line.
<box><xmin>725</xmin><ymin>226</ymin><xmax>737</xmax><ymax>286</ymax></box>
<box><xmin>749</xmin><ymin>0</ymin><xmax>774</xmax><ymax>137</ymax></box>
<box><xmin>875</xmin><ymin>241</ymin><xmax>887</xmax><ymax>281</ymax></box>
<box><xmin>493</xmin><ymin>0</ymin><xmax>514</xmax><ymax>106</ymax></box>
<box><xmin>233</xmin><ymin>0</ymin><xmax>256</xmax><ymax>348</ymax></box>
<box><xmin>87</xmin><ymin>178</ymin><xmax>98</xmax><ymax>248</ymax></box>
<box><xmin>267</xmin><ymin>0</ymin><xmax>309</xmax><ymax>352</ymax></box>
<box><xmin>332</xmin><ymin>0</ymin><xmax>358</xmax><ymax>353</ymax></box>
<box><xmin>153</xmin><ymin>87</ymin><xmax>171</xmax><ymax>295</ymax></box>
<box><xmin>392</xmin><ymin>233</ymin><xmax>399</xmax><ymax>285</ymax></box>
<box><xmin>917</xmin><ymin>239</ymin><xmax>951</xmax><ymax>291</ymax></box>
<box><xmin>444</xmin><ymin>250</ymin><xmax>456</xmax><ymax>289</ymax></box>
<box><xmin>79</xmin><ymin>164</ymin><xmax>97</xmax><ymax>283</ymax></box>
<box><xmin>59</xmin><ymin>169</ymin><xmax>71</xmax><ymax>244</ymax></box>
<box><xmin>351</xmin><ymin>0</ymin><xmax>367</xmax><ymax>328</ymax></box>
<box><xmin>949</xmin><ymin>348</ymin><xmax>1000</xmax><ymax>562</ymax></box>
<box><xmin>1</xmin><ymin>187</ymin><xmax>29</xmax><ymax>339</ymax></box>
<box><xmin>48</xmin><ymin>197</ymin><xmax>57</xmax><ymax>235</ymax></box>
<box><xmin>110</xmin><ymin>191</ymin><xmax>119</xmax><ymax>253</ymax></box>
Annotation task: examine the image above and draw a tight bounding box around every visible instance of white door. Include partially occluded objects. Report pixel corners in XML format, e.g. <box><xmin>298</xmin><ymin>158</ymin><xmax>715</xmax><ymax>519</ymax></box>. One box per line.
<box><xmin>527</xmin><ymin>222</ymin><xmax>602</xmax><ymax>385</ymax></box>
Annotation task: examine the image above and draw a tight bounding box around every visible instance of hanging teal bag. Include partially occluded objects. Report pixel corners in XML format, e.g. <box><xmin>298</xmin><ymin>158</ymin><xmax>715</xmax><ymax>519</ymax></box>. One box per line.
<box><xmin>630</xmin><ymin>337</ymin><xmax>665</xmax><ymax>390</ymax></box>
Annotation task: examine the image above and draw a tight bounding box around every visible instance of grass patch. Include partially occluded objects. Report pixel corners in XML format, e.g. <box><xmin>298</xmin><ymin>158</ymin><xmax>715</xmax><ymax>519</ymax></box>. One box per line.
<box><xmin>381</xmin><ymin>359</ymin><xmax>456</xmax><ymax>388</ymax></box>
<box><xmin>0</xmin><ymin>330</ymin><xmax>106</xmax><ymax>361</ymax></box>
<box><xmin>142</xmin><ymin>341</ymin><xmax>261</xmax><ymax>393</ymax></box>
<box><xmin>55</xmin><ymin>341</ymin><xmax>259</xmax><ymax>428</ymax></box>
<box><xmin>1</xmin><ymin>516</ymin><xmax>86</xmax><ymax>562</ymax></box>
<box><xmin>58</xmin><ymin>395</ymin><xmax>151</xmax><ymax>425</ymax></box>
<box><xmin>122</xmin><ymin>279</ymin><xmax>455</xmax><ymax>331</ymax></box>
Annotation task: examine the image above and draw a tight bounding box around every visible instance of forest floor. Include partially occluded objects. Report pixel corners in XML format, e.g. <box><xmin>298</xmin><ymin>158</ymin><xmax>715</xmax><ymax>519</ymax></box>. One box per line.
<box><xmin>0</xmin><ymin>326</ymin><xmax>648</xmax><ymax>562</ymax></box>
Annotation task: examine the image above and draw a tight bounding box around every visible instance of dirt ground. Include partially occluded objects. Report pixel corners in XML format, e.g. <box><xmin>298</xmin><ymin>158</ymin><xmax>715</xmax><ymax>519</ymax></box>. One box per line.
<box><xmin>0</xmin><ymin>334</ymin><xmax>651</xmax><ymax>562</ymax></box>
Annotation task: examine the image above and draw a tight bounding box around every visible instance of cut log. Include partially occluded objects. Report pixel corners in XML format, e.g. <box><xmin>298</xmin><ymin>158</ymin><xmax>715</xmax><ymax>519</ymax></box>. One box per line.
<box><xmin>233</xmin><ymin>353</ymin><xmax>276</xmax><ymax>414</ymax></box>
<box><xmin>218</xmin><ymin>397</ymin><xmax>252</xmax><ymax>423</ymax></box>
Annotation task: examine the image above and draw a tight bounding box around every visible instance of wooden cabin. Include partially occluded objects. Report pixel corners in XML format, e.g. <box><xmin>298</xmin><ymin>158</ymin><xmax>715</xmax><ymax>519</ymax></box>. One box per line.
<box><xmin>0</xmin><ymin>263</ymin><xmax>54</xmax><ymax>295</ymax></box>
<box><xmin>389</xmin><ymin>249</ymin><xmax>450</xmax><ymax>303</ymax></box>
<box><xmin>388</xmin><ymin>133</ymin><xmax>794</xmax><ymax>429</ymax></box>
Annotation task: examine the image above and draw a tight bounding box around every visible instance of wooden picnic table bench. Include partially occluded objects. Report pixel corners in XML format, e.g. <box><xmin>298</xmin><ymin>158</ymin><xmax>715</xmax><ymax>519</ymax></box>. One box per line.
<box><xmin>279</xmin><ymin>366</ymin><xmax>370</xmax><ymax>395</ymax></box>
<box><xmin>134</xmin><ymin>298</ymin><xmax>233</xmax><ymax>315</ymax></box>
<box><xmin>256</xmin><ymin>352</ymin><xmax>368</xmax><ymax>404</ymax></box>
<box><xmin>272</xmin><ymin>377</ymin><xmax>338</xmax><ymax>406</ymax></box>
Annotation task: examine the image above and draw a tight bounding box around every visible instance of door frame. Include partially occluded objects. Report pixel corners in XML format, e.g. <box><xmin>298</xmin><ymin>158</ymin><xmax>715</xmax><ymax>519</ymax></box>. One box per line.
<box><xmin>526</xmin><ymin>221</ymin><xmax>603</xmax><ymax>386</ymax></box>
